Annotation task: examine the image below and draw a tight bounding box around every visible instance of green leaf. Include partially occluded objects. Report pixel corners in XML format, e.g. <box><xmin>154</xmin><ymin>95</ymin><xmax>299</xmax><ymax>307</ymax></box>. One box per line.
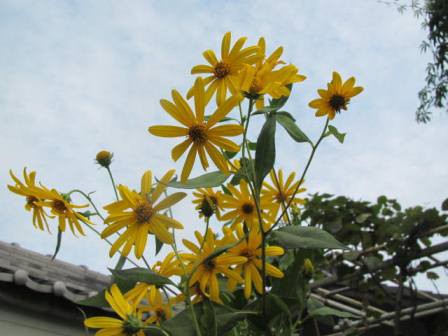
<box><xmin>309</xmin><ymin>306</ymin><xmax>356</xmax><ymax>318</ymax></box>
<box><xmin>276</xmin><ymin>113</ymin><xmax>312</xmax><ymax>145</ymax></box>
<box><xmin>325</xmin><ymin>125</ymin><xmax>346</xmax><ymax>144</ymax></box>
<box><xmin>155</xmin><ymin>236</ymin><xmax>163</xmax><ymax>256</ymax></box>
<box><xmin>272</xmin><ymin>226</ymin><xmax>347</xmax><ymax>250</ymax></box>
<box><xmin>114</xmin><ymin>255</ymin><xmax>126</xmax><ymax>271</ymax></box>
<box><xmin>51</xmin><ymin>228</ymin><xmax>63</xmax><ymax>260</ymax></box>
<box><xmin>110</xmin><ymin>267</ymin><xmax>175</xmax><ymax>288</ymax></box>
<box><xmin>142</xmin><ymin>326</ymin><xmax>168</xmax><ymax>336</ymax></box>
<box><xmin>168</xmin><ymin>171</ymin><xmax>230</xmax><ymax>189</ymax></box>
<box><xmin>355</xmin><ymin>213</ymin><xmax>371</xmax><ymax>223</ymax></box>
<box><xmin>255</xmin><ymin>114</ymin><xmax>276</xmax><ymax>190</ymax></box>
<box><xmin>77</xmin><ymin>288</ymin><xmax>109</xmax><ymax>308</ymax></box>
<box><xmin>200</xmin><ymin>299</ymin><xmax>217</xmax><ymax>336</ymax></box>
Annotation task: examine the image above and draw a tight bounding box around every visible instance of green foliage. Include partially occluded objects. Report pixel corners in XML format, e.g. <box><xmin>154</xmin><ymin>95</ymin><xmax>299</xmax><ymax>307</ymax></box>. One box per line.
<box><xmin>325</xmin><ymin>125</ymin><xmax>346</xmax><ymax>144</ymax></box>
<box><xmin>272</xmin><ymin>226</ymin><xmax>347</xmax><ymax>250</ymax></box>
<box><xmin>254</xmin><ymin>114</ymin><xmax>276</xmax><ymax>190</ymax></box>
<box><xmin>168</xmin><ymin>171</ymin><xmax>230</xmax><ymax>189</ymax></box>
<box><xmin>300</xmin><ymin>193</ymin><xmax>448</xmax><ymax>302</ymax></box>
<box><xmin>276</xmin><ymin>112</ymin><xmax>312</xmax><ymax>145</ymax></box>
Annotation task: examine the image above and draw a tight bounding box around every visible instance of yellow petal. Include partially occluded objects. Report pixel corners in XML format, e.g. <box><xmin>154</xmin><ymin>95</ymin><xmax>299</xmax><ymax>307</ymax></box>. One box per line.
<box><xmin>152</xmin><ymin>169</ymin><xmax>176</xmax><ymax>203</ymax></box>
<box><xmin>207</xmin><ymin>95</ymin><xmax>241</xmax><ymax>128</ymax></box>
<box><xmin>140</xmin><ymin>170</ymin><xmax>152</xmax><ymax>196</ymax></box>
<box><xmin>160</xmin><ymin>99</ymin><xmax>192</xmax><ymax>127</ymax></box>
<box><xmin>181</xmin><ymin>145</ymin><xmax>197</xmax><ymax>182</ymax></box>
<box><xmin>148</xmin><ymin>125</ymin><xmax>188</xmax><ymax>137</ymax></box>
<box><xmin>84</xmin><ymin>317</ymin><xmax>123</xmax><ymax>328</ymax></box>
<box><xmin>172</xmin><ymin>139</ymin><xmax>192</xmax><ymax>162</ymax></box>
<box><xmin>221</xmin><ymin>32</ymin><xmax>231</xmax><ymax>59</ymax></box>
<box><xmin>154</xmin><ymin>192</ymin><xmax>187</xmax><ymax>211</ymax></box>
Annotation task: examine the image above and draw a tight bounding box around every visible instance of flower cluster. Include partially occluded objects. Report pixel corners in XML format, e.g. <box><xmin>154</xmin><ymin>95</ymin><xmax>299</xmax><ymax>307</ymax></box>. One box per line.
<box><xmin>8</xmin><ymin>32</ymin><xmax>363</xmax><ymax>336</ymax></box>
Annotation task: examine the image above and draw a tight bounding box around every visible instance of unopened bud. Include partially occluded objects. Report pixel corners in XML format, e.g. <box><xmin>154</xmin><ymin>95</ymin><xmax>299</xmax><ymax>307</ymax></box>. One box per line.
<box><xmin>95</xmin><ymin>150</ymin><xmax>113</xmax><ymax>168</ymax></box>
<box><xmin>303</xmin><ymin>258</ymin><xmax>314</xmax><ymax>276</ymax></box>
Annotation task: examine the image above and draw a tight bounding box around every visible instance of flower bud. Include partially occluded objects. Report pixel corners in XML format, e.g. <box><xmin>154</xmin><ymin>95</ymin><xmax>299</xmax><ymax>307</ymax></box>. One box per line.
<box><xmin>95</xmin><ymin>150</ymin><xmax>113</xmax><ymax>168</ymax></box>
<box><xmin>303</xmin><ymin>258</ymin><xmax>314</xmax><ymax>277</ymax></box>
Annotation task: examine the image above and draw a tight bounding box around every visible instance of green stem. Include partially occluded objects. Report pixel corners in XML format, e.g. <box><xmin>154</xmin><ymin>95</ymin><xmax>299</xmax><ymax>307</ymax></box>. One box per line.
<box><xmin>164</xmin><ymin>195</ymin><xmax>202</xmax><ymax>336</ymax></box>
<box><xmin>78</xmin><ymin>217</ymin><xmax>139</xmax><ymax>267</ymax></box>
<box><xmin>200</xmin><ymin>217</ymin><xmax>210</xmax><ymax>251</ymax></box>
<box><xmin>266</xmin><ymin>117</ymin><xmax>330</xmax><ymax>234</ymax></box>
<box><xmin>106</xmin><ymin>167</ymin><xmax>120</xmax><ymax>201</ymax></box>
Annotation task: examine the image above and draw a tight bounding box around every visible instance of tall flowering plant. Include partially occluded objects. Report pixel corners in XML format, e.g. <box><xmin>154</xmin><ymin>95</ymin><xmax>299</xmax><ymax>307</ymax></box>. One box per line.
<box><xmin>8</xmin><ymin>32</ymin><xmax>363</xmax><ymax>335</ymax></box>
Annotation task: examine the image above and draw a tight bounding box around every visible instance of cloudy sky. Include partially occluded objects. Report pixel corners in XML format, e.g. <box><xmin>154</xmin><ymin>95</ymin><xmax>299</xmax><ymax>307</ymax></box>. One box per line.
<box><xmin>1</xmin><ymin>0</ymin><xmax>447</xmax><ymax>292</ymax></box>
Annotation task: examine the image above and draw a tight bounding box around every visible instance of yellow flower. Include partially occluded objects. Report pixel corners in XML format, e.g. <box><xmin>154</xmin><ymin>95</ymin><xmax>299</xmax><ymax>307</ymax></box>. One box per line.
<box><xmin>8</xmin><ymin>168</ymin><xmax>52</xmax><ymax>232</ymax></box>
<box><xmin>181</xmin><ymin>229</ymin><xmax>247</xmax><ymax>303</ymax></box>
<box><xmin>148</xmin><ymin>77</ymin><xmax>244</xmax><ymax>181</ymax></box>
<box><xmin>33</xmin><ymin>187</ymin><xmax>91</xmax><ymax>236</ymax></box>
<box><xmin>309</xmin><ymin>71</ymin><xmax>363</xmax><ymax>120</ymax></box>
<box><xmin>261</xmin><ymin>169</ymin><xmax>306</xmax><ymax>221</ymax></box>
<box><xmin>192</xmin><ymin>187</ymin><xmax>223</xmax><ymax>219</ymax></box>
<box><xmin>190</xmin><ymin>31</ymin><xmax>260</xmax><ymax>106</ymax></box>
<box><xmin>125</xmin><ymin>252</ymin><xmax>182</xmax><ymax>305</ymax></box>
<box><xmin>239</xmin><ymin>37</ymin><xmax>306</xmax><ymax>109</ymax></box>
<box><xmin>228</xmin><ymin>224</ymin><xmax>285</xmax><ymax>299</ymax></box>
<box><xmin>102</xmin><ymin>170</ymin><xmax>185</xmax><ymax>258</ymax></box>
<box><xmin>85</xmin><ymin>284</ymin><xmax>145</xmax><ymax>336</ymax></box>
<box><xmin>141</xmin><ymin>288</ymin><xmax>176</xmax><ymax>325</ymax></box>
<box><xmin>221</xmin><ymin>179</ymin><xmax>274</xmax><ymax>231</ymax></box>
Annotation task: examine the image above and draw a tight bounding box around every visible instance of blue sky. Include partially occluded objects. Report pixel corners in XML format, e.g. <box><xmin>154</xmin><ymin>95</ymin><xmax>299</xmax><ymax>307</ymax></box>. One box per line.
<box><xmin>0</xmin><ymin>0</ymin><xmax>447</xmax><ymax>292</ymax></box>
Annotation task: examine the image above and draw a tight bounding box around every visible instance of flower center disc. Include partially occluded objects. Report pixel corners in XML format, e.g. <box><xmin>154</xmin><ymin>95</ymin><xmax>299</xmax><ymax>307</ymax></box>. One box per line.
<box><xmin>329</xmin><ymin>94</ymin><xmax>347</xmax><ymax>111</ymax></box>
<box><xmin>214</xmin><ymin>62</ymin><xmax>231</xmax><ymax>79</ymax></box>
<box><xmin>200</xmin><ymin>196</ymin><xmax>217</xmax><ymax>218</ymax></box>
<box><xmin>26</xmin><ymin>195</ymin><xmax>38</xmax><ymax>207</ymax></box>
<box><xmin>188</xmin><ymin>124</ymin><xmax>208</xmax><ymax>144</ymax></box>
<box><xmin>134</xmin><ymin>202</ymin><xmax>153</xmax><ymax>223</ymax></box>
<box><xmin>52</xmin><ymin>200</ymin><xmax>67</xmax><ymax>214</ymax></box>
<box><xmin>204</xmin><ymin>258</ymin><xmax>216</xmax><ymax>271</ymax></box>
<box><xmin>241</xmin><ymin>202</ymin><xmax>254</xmax><ymax>215</ymax></box>
<box><xmin>275</xmin><ymin>192</ymin><xmax>287</xmax><ymax>203</ymax></box>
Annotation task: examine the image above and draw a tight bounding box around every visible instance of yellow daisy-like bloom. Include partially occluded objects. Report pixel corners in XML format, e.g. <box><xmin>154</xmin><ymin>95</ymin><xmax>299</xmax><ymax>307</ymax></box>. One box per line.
<box><xmin>148</xmin><ymin>77</ymin><xmax>244</xmax><ymax>182</ymax></box>
<box><xmin>141</xmin><ymin>288</ymin><xmax>176</xmax><ymax>325</ymax></box>
<box><xmin>33</xmin><ymin>187</ymin><xmax>91</xmax><ymax>236</ymax></box>
<box><xmin>85</xmin><ymin>284</ymin><xmax>145</xmax><ymax>336</ymax></box>
<box><xmin>125</xmin><ymin>252</ymin><xmax>182</xmax><ymax>305</ymax></box>
<box><xmin>221</xmin><ymin>179</ymin><xmax>274</xmax><ymax>231</ymax></box>
<box><xmin>8</xmin><ymin>168</ymin><xmax>52</xmax><ymax>232</ymax></box>
<box><xmin>101</xmin><ymin>170</ymin><xmax>185</xmax><ymax>258</ymax></box>
<box><xmin>239</xmin><ymin>37</ymin><xmax>306</xmax><ymax>109</ymax></box>
<box><xmin>227</xmin><ymin>224</ymin><xmax>285</xmax><ymax>299</ymax></box>
<box><xmin>261</xmin><ymin>169</ymin><xmax>306</xmax><ymax>221</ymax></box>
<box><xmin>181</xmin><ymin>229</ymin><xmax>247</xmax><ymax>303</ymax></box>
<box><xmin>192</xmin><ymin>187</ymin><xmax>223</xmax><ymax>219</ymax></box>
<box><xmin>308</xmin><ymin>71</ymin><xmax>363</xmax><ymax>120</ymax></box>
<box><xmin>189</xmin><ymin>31</ymin><xmax>260</xmax><ymax>106</ymax></box>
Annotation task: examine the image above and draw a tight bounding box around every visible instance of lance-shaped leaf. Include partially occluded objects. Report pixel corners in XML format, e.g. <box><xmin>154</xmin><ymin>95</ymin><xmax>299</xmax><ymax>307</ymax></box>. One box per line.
<box><xmin>168</xmin><ymin>171</ymin><xmax>230</xmax><ymax>189</ymax></box>
<box><xmin>110</xmin><ymin>267</ymin><xmax>175</xmax><ymax>288</ymax></box>
<box><xmin>272</xmin><ymin>226</ymin><xmax>347</xmax><ymax>250</ymax></box>
<box><xmin>255</xmin><ymin>114</ymin><xmax>276</xmax><ymax>191</ymax></box>
<box><xmin>325</xmin><ymin>125</ymin><xmax>346</xmax><ymax>144</ymax></box>
<box><xmin>155</xmin><ymin>235</ymin><xmax>163</xmax><ymax>256</ymax></box>
<box><xmin>277</xmin><ymin>113</ymin><xmax>312</xmax><ymax>145</ymax></box>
